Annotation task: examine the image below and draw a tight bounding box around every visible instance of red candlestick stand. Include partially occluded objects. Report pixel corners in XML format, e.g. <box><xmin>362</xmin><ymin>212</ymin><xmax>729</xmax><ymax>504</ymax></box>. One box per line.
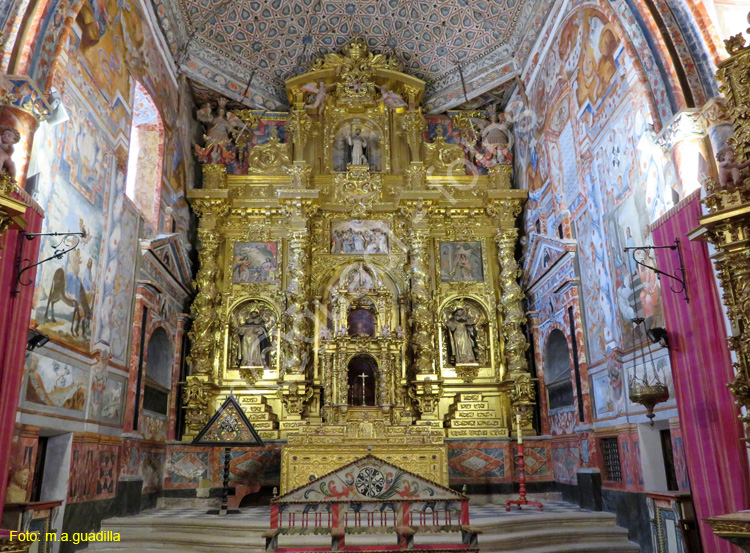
<box><xmin>506</xmin><ymin>416</ymin><xmax>543</xmax><ymax>512</ymax></box>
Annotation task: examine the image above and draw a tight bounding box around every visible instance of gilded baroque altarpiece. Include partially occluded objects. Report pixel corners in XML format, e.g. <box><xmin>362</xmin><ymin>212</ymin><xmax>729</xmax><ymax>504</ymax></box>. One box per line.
<box><xmin>185</xmin><ymin>40</ymin><xmax>532</xmax><ymax>492</ymax></box>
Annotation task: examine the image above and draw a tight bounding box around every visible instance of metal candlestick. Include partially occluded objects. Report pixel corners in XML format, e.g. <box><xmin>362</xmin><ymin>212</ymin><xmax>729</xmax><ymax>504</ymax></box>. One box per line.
<box><xmin>506</xmin><ymin>416</ymin><xmax>543</xmax><ymax>512</ymax></box>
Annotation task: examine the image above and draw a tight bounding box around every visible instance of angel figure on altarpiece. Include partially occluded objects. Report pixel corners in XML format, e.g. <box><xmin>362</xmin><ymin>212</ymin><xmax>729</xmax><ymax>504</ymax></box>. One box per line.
<box><xmin>194</xmin><ymin>98</ymin><xmax>245</xmax><ymax>165</ymax></box>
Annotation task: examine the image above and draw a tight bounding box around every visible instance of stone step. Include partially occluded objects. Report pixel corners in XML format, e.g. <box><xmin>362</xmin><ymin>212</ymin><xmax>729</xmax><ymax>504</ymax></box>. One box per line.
<box><xmin>485</xmin><ymin>542</ymin><xmax>641</xmax><ymax>553</ymax></box>
<box><xmin>478</xmin><ymin>526</ymin><xmax>631</xmax><ymax>550</ymax></box>
<box><xmin>89</xmin><ymin>529</ymin><xmax>265</xmax><ymax>547</ymax></box>
<box><xmin>473</xmin><ymin>511</ymin><xmax>620</xmax><ymax>531</ymax></box>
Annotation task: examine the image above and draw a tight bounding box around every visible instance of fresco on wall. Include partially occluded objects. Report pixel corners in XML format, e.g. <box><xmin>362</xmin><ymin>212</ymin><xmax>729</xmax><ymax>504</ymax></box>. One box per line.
<box><xmin>514</xmin><ymin>4</ymin><xmax>677</xmax><ymax>368</ymax></box>
<box><xmin>31</xmin><ymin>179</ymin><xmax>104</xmax><ymax>351</ymax></box>
<box><xmin>94</xmin><ymin>182</ymin><xmax>139</xmax><ymax>364</ymax></box>
<box><xmin>91</xmin><ymin>371</ymin><xmax>126</xmax><ymax>424</ymax></box>
<box><xmin>24</xmin><ymin>353</ymin><xmax>88</xmax><ymax>413</ymax></box>
<box><xmin>560</xmin><ymin>9</ymin><xmax>621</xmax><ymax>112</ymax></box>
<box><xmin>606</xmin><ymin>191</ymin><xmax>663</xmax><ymax>346</ymax></box>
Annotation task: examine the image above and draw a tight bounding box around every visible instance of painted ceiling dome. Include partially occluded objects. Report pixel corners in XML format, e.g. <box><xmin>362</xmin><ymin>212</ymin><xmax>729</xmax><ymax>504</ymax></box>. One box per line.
<box><xmin>151</xmin><ymin>0</ymin><xmax>557</xmax><ymax>112</ymax></box>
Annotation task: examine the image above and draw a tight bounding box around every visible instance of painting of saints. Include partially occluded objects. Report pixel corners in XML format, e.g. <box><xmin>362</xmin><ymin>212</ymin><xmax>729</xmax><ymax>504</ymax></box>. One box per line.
<box><xmin>330</xmin><ymin>221</ymin><xmax>389</xmax><ymax>255</ymax></box>
<box><xmin>560</xmin><ymin>9</ymin><xmax>620</xmax><ymax>110</ymax></box>
<box><xmin>232</xmin><ymin>242</ymin><xmax>277</xmax><ymax>284</ymax></box>
<box><xmin>440</xmin><ymin>242</ymin><xmax>483</xmax><ymax>282</ymax></box>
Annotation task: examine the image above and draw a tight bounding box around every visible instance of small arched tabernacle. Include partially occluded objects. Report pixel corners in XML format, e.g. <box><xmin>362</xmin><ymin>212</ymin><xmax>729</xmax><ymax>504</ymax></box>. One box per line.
<box><xmin>347</xmin><ymin>354</ymin><xmax>378</xmax><ymax>406</ymax></box>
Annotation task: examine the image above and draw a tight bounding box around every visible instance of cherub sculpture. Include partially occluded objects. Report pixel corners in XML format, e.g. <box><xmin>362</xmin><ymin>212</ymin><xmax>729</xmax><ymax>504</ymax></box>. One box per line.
<box><xmin>0</xmin><ymin>125</ymin><xmax>21</xmax><ymax>181</ymax></box>
<box><xmin>376</xmin><ymin>85</ymin><xmax>407</xmax><ymax>109</ymax></box>
<box><xmin>716</xmin><ymin>145</ymin><xmax>750</xmax><ymax>188</ymax></box>
<box><xmin>301</xmin><ymin>81</ymin><xmax>332</xmax><ymax>116</ymax></box>
<box><xmin>194</xmin><ymin>98</ymin><xmax>244</xmax><ymax>165</ymax></box>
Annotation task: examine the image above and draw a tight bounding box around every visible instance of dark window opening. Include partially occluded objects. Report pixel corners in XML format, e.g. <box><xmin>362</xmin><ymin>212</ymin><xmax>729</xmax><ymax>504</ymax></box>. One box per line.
<box><xmin>660</xmin><ymin>429</ymin><xmax>679</xmax><ymax>491</ymax></box>
<box><xmin>601</xmin><ymin>437</ymin><xmax>623</xmax><ymax>482</ymax></box>
<box><xmin>144</xmin><ymin>385</ymin><xmax>169</xmax><ymax>415</ymax></box>
<box><xmin>30</xmin><ymin>436</ymin><xmax>48</xmax><ymax>502</ymax></box>
<box><xmin>545</xmin><ymin>329</ymin><xmax>575</xmax><ymax>410</ymax></box>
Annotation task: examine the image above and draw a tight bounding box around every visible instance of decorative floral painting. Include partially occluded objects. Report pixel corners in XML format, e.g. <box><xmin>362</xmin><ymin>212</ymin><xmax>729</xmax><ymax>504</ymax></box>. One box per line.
<box><xmin>439</xmin><ymin>241</ymin><xmax>483</xmax><ymax>282</ymax></box>
<box><xmin>232</xmin><ymin>242</ymin><xmax>277</xmax><ymax>284</ymax></box>
<box><xmin>24</xmin><ymin>352</ymin><xmax>88</xmax><ymax>413</ymax></box>
<box><xmin>330</xmin><ymin>220</ymin><xmax>389</xmax><ymax>255</ymax></box>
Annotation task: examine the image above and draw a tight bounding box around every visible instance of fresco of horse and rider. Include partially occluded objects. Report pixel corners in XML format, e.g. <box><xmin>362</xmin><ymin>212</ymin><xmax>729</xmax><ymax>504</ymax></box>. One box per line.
<box><xmin>30</xmin><ymin>174</ymin><xmax>104</xmax><ymax>351</ymax></box>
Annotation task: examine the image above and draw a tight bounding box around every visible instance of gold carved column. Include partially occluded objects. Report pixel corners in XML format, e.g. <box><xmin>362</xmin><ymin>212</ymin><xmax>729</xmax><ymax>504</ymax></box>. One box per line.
<box><xmin>278</xmin><ymin>197</ymin><xmax>316</xmax><ymax>419</ymax></box>
<box><xmin>187</xmin><ymin>226</ymin><xmax>223</xmax><ymax>378</ymax></box>
<box><xmin>489</xmin><ymin>193</ymin><xmax>535</xmax><ymax>433</ymax></box>
<box><xmin>405</xmin><ymin>202</ymin><xmax>442</xmax><ymax>425</ymax></box>
<box><xmin>705</xmin><ymin>35</ymin><xmax>750</xmax><ymax>438</ymax></box>
<box><xmin>183</xmin><ymin>180</ymin><xmax>228</xmax><ymax>438</ymax></box>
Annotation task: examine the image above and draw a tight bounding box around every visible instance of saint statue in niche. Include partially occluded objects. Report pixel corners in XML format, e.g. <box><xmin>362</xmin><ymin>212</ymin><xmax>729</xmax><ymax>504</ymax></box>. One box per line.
<box><xmin>333</xmin><ymin>123</ymin><xmax>380</xmax><ymax>171</ymax></box>
<box><xmin>236</xmin><ymin>310</ymin><xmax>271</xmax><ymax>367</ymax></box>
<box><xmin>349</xmin><ymin>124</ymin><xmax>368</xmax><ymax>166</ymax></box>
<box><xmin>445</xmin><ymin>307</ymin><xmax>479</xmax><ymax>365</ymax></box>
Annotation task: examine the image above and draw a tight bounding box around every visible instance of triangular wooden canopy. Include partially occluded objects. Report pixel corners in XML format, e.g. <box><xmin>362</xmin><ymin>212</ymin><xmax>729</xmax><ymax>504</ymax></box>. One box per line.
<box><xmin>192</xmin><ymin>395</ymin><xmax>265</xmax><ymax>447</ymax></box>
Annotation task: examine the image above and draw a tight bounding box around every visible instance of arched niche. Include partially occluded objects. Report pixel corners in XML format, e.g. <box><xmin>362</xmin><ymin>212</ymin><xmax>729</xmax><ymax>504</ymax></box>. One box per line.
<box><xmin>332</xmin><ymin>119</ymin><xmax>383</xmax><ymax>172</ymax></box>
<box><xmin>320</xmin><ymin>261</ymin><xmax>400</xmax><ymax>336</ymax></box>
<box><xmin>545</xmin><ymin>329</ymin><xmax>574</xmax><ymax>410</ymax></box>
<box><xmin>439</xmin><ymin>297</ymin><xmax>490</xmax><ymax>368</ymax></box>
<box><xmin>347</xmin><ymin>354</ymin><xmax>378</xmax><ymax>406</ymax></box>
<box><xmin>228</xmin><ymin>299</ymin><xmax>278</xmax><ymax>370</ymax></box>
<box><xmin>144</xmin><ymin>327</ymin><xmax>172</xmax><ymax>415</ymax></box>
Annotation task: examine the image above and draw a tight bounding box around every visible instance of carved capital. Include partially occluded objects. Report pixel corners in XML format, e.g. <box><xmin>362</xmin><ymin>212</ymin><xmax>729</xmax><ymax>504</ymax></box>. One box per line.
<box><xmin>202</xmin><ymin>164</ymin><xmax>228</xmax><ymax>189</ymax></box>
<box><xmin>488</xmin><ymin>164</ymin><xmax>512</xmax><ymax>189</ymax></box>
<box><xmin>486</xmin><ymin>199</ymin><xmax>523</xmax><ymax>225</ymax></box>
<box><xmin>406</xmin><ymin>162</ymin><xmax>427</xmax><ymax>189</ymax></box>
<box><xmin>284</xmin><ymin>161</ymin><xmax>312</xmax><ymax>188</ymax></box>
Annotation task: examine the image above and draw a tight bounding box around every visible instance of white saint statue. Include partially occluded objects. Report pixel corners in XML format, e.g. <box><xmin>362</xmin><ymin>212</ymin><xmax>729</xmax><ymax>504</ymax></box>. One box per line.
<box><xmin>348</xmin><ymin>124</ymin><xmax>368</xmax><ymax>166</ymax></box>
<box><xmin>237</xmin><ymin>310</ymin><xmax>270</xmax><ymax>367</ymax></box>
<box><xmin>445</xmin><ymin>308</ymin><xmax>478</xmax><ymax>364</ymax></box>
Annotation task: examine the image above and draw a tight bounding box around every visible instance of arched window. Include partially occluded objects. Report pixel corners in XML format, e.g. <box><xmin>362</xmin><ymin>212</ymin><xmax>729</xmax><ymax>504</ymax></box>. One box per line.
<box><xmin>143</xmin><ymin>327</ymin><xmax>172</xmax><ymax>416</ymax></box>
<box><xmin>545</xmin><ymin>329</ymin><xmax>574</xmax><ymax>410</ymax></box>
<box><xmin>126</xmin><ymin>81</ymin><xmax>164</xmax><ymax>231</ymax></box>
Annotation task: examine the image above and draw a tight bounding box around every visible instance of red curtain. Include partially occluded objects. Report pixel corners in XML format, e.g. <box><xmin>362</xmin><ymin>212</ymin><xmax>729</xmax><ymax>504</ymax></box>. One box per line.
<box><xmin>652</xmin><ymin>191</ymin><xmax>750</xmax><ymax>553</ymax></box>
<box><xmin>0</xmin><ymin>190</ymin><xmax>43</xmax><ymax>521</ymax></box>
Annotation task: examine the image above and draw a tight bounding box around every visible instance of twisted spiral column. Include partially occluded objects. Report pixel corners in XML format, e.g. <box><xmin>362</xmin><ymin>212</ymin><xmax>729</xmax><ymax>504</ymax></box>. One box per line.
<box><xmin>187</xmin><ymin>229</ymin><xmax>222</xmax><ymax>378</ymax></box>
